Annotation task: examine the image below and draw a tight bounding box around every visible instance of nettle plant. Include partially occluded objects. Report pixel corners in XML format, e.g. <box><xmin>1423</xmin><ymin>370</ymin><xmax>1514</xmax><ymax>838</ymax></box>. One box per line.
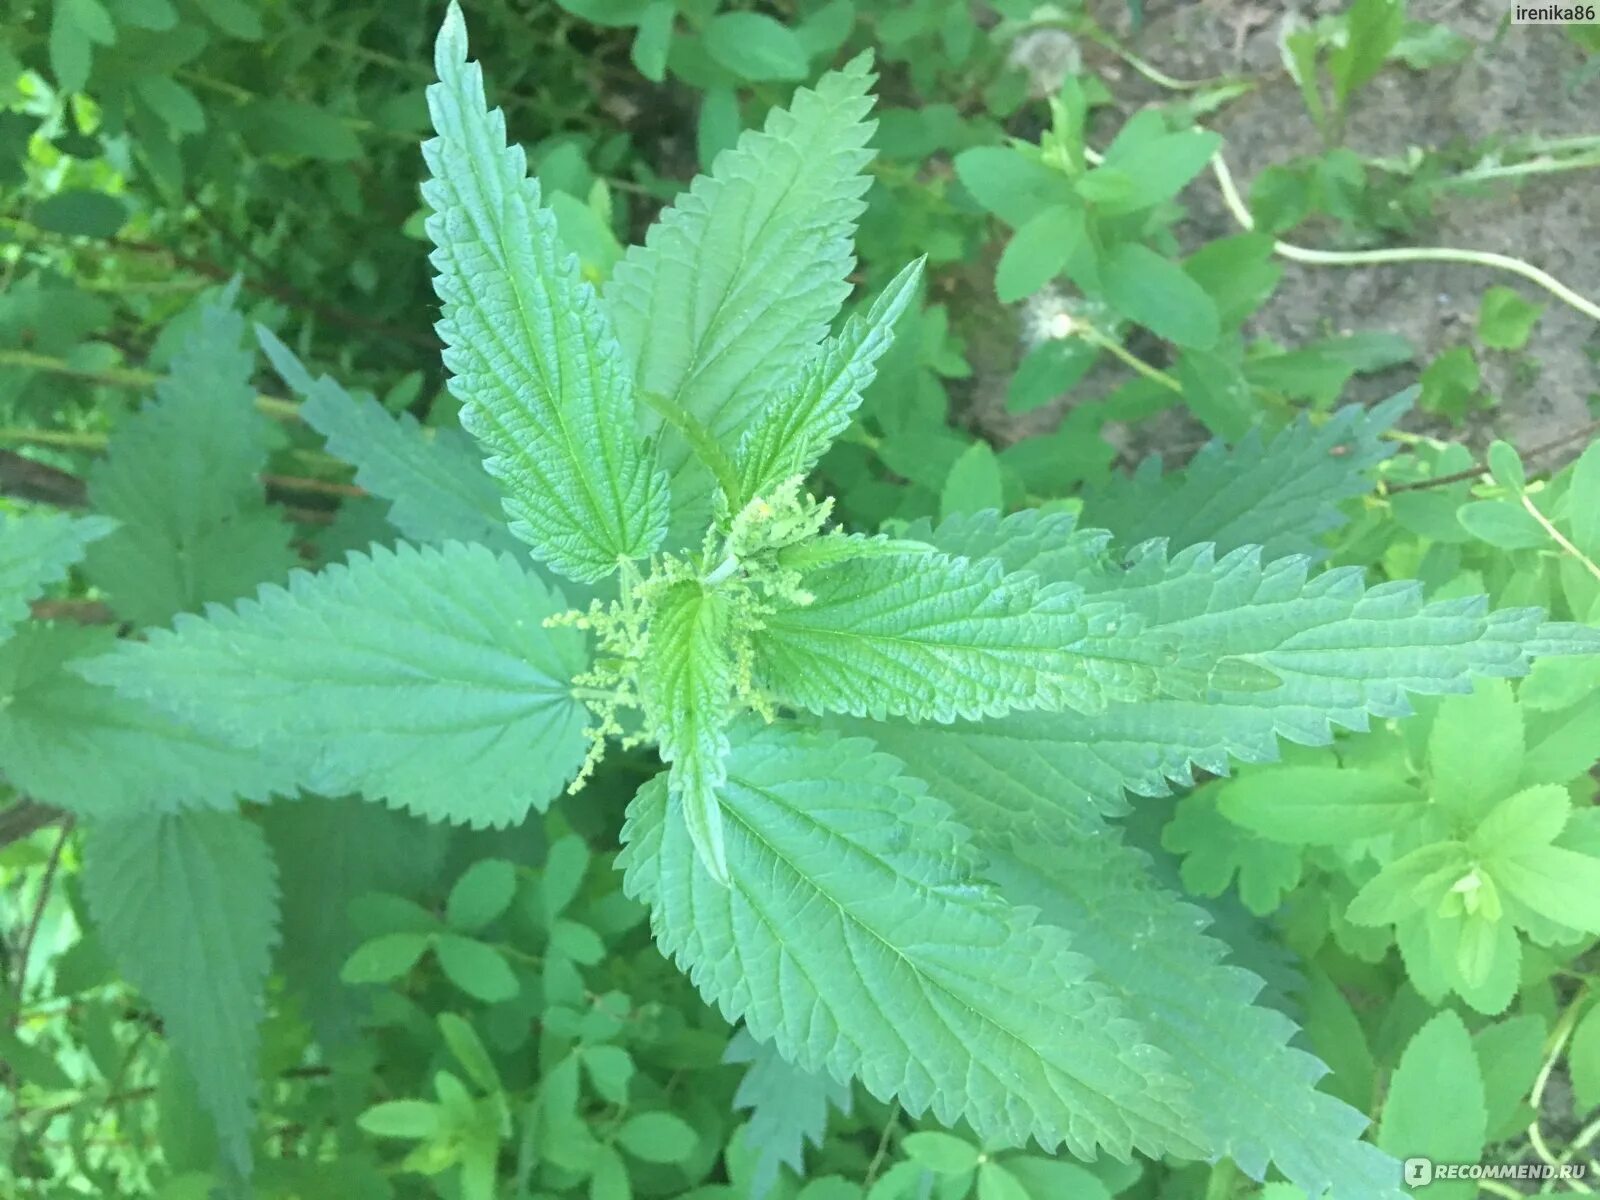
<box><xmin>12</xmin><ymin>6</ymin><xmax>1600</xmax><ymax>1196</ymax></box>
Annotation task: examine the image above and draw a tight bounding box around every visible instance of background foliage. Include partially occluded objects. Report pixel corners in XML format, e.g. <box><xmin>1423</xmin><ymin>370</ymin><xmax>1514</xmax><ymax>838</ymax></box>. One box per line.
<box><xmin>3</xmin><ymin>2</ymin><xmax>1600</xmax><ymax>1199</ymax></box>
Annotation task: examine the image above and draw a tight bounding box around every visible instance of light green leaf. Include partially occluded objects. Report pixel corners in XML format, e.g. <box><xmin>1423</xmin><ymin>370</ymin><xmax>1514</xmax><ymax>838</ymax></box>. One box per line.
<box><xmin>257</xmin><ymin>326</ymin><xmax>521</xmax><ymax>556</ymax></box>
<box><xmin>439</xmin><ymin>1012</ymin><xmax>501</xmax><ymax>1092</ymax></box>
<box><xmin>446</xmin><ymin>859</ymin><xmax>518</xmax><ymax>931</ymax></box>
<box><xmin>618</xmin><ymin>1111</ymin><xmax>699</xmax><ymax>1163</ymax></box>
<box><xmin>1470</xmin><ymin>784</ymin><xmax>1568</xmax><ymax>855</ymax></box>
<box><xmin>902</xmin><ymin>1132</ymin><xmax>978</xmax><ymax>1175</ymax></box>
<box><xmin>1174</xmin><ymin>346</ymin><xmax>1255</xmax><ymax>439</ymax></box>
<box><xmin>1081</xmin><ymin>391</ymin><xmax>1409</xmax><ymax>561</ymax></box>
<box><xmin>1486</xmin><ymin>845</ymin><xmax>1600</xmax><ymax>934</ymax></box>
<box><xmin>359</xmin><ymin>1100</ymin><xmax>442</xmax><ymax>1140</ymax></box>
<box><xmin>751</xmin><ymin>551</ymin><xmax>1156</xmax><ymax>722</ymax></box>
<box><xmin>977</xmin><ymin>1162</ymin><xmax>1030</xmax><ymax>1200</ymax></box>
<box><xmin>1458</xmin><ymin>499</ymin><xmax>1545</xmax><ymax>550</ymax></box>
<box><xmin>630</xmin><ymin>1</ymin><xmax>673</xmax><ymax>82</ymax></box>
<box><xmin>83</xmin><ymin>811</ymin><xmax>279</xmax><ymax>1174</ymax></box>
<box><xmin>0</xmin><ymin>624</ymin><xmax>295</xmax><ymax>818</ymax></box>
<box><xmin>619</xmin><ymin>721</ymin><xmax>1203</xmax><ymax>1160</ymax></box>
<box><xmin>727</xmin><ymin>1028</ymin><xmax>851</xmax><ymax>1197</ymax></box>
<box><xmin>994</xmin><ymin>204</ymin><xmax>1084</xmax><ymax>303</ymax></box>
<box><xmin>1428</xmin><ymin>679</ymin><xmax>1523</xmax><ymax>823</ymax></box>
<box><xmin>703</xmin><ymin>12</ymin><xmax>810</xmax><ymax>82</ymax></box>
<box><xmin>953</xmin><ymin>146</ymin><xmax>1076</xmax><ymax>228</ymax></box>
<box><xmin>734</xmin><ymin>257</ymin><xmax>923</xmax><ymax>507</ymax></box>
<box><xmin>1096</xmin><ymin>128</ymin><xmax>1221</xmax><ymax>214</ymax></box>
<box><xmin>424</xmin><ymin>5</ymin><xmax>668</xmax><ymax>582</ymax></box>
<box><xmin>0</xmin><ymin>512</ymin><xmax>113</xmax><ymax>645</ymax></box>
<box><xmin>80</xmin><ymin>541</ymin><xmax>589</xmax><ymax>828</ymax></box>
<box><xmin>1102</xmin><ymin>242</ymin><xmax>1220</xmax><ymax>348</ymax></box>
<box><xmin>1570</xmin><ymin>1004</ymin><xmax>1600</xmax><ymax>1114</ymax></box>
<box><xmin>85</xmin><ymin>298</ymin><xmax>296</xmax><ymax>627</ymax></box>
<box><xmin>640</xmin><ymin>580</ymin><xmax>736</xmax><ymax>885</ymax></box>
<box><xmin>341</xmin><ymin>932</ymin><xmax>431</xmax><ymax>984</ymax></box>
<box><xmin>940</xmin><ymin>442</ymin><xmax>1002</xmax><ymax>520</ymax></box>
<box><xmin>435</xmin><ymin>934</ymin><xmax>519</xmax><ymax>1003</ymax></box>
<box><xmin>1377</xmin><ymin>1012</ymin><xmax>1486</xmax><ymax>1200</ymax></box>
<box><xmin>1216</xmin><ymin>766</ymin><xmax>1423</xmax><ymax>844</ymax></box>
<box><xmin>606</xmin><ymin>54</ymin><xmax>876</xmax><ymax>543</ymax></box>
<box><xmin>1330</xmin><ymin>0</ymin><xmax>1405</xmax><ymax>104</ymax></box>
<box><xmin>1346</xmin><ymin>842</ymin><xmax>1473</xmax><ymax>927</ymax></box>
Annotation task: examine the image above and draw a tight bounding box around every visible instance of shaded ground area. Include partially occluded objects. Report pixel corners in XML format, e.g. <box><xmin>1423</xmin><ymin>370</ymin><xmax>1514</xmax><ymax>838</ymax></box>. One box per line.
<box><xmin>983</xmin><ymin>0</ymin><xmax>1600</xmax><ymax>465</ymax></box>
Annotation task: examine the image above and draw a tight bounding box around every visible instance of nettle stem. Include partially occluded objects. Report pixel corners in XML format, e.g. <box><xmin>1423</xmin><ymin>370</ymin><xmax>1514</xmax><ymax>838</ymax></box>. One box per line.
<box><xmin>701</xmin><ymin>554</ymin><xmax>740</xmax><ymax>586</ymax></box>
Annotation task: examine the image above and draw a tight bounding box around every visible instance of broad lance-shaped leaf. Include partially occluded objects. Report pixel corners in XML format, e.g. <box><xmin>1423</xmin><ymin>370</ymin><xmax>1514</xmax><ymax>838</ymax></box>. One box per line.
<box><xmin>750</xmin><ymin>550</ymin><xmax>1163</xmax><ymax>722</ymax></box>
<box><xmin>1081</xmin><ymin>389</ymin><xmax>1411</xmax><ymax>561</ymax></box>
<box><xmin>984</xmin><ymin>829</ymin><xmax>1404</xmax><ymax>1200</ymax></box>
<box><xmin>84</xmin><ymin>296</ymin><xmax>296</xmax><ymax>626</ymax></box>
<box><xmin>0</xmin><ymin>624</ymin><xmax>297</xmax><ymax>818</ymax></box>
<box><xmin>256</xmin><ymin>326</ymin><xmax>522</xmax><ymax>557</ymax></box>
<box><xmin>734</xmin><ymin>257</ymin><xmax>923</xmax><ymax>507</ymax></box>
<box><xmin>80</xmin><ymin>541</ymin><xmax>589</xmax><ymax>828</ymax></box>
<box><xmin>638</xmin><ymin>580</ymin><xmax>735</xmax><ymax>885</ymax></box>
<box><xmin>83</xmin><ymin>811</ymin><xmax>279</xmax><ymax>1175</ymax></box>
<box><xmin>725</xmin><ymin>1027</ymin><xmax>852</xmax><ymax>1199</ymax></box>
<box><xmin>619</xmin><ymin>720</ymin><xmax>1205</xmax><ymax>1159</ymax></box>
<box><xmin>424</xmin><ymin>4</ymin><xmax>667</xmax><ymax>583</ymax></box>
<box><xmin>0</xmin><ymin>511</ymin><xmax>113</xmax><ymax>644</ymax></box>
<box><xmin>605</xmin><ymin>53</ymin><xmax>876</xmax><ymax>542</ymax></box>
<box><xmin>913</xmin><ymin>509</ymin><xmax>1600</xmax><ymax>808</ymax></box>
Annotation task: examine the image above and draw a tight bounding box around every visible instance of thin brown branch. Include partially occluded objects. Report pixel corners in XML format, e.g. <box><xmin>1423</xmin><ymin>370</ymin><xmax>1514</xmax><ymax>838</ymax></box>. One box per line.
<box><xmin>0</xmin><ymin>801</ymin><xmax>66</xmax><ymax>850</ymax></box>
<box><xmin>11</xmin><ymin>821</ymin><xmax>74</xmax><ymax>1024</ymax></box>
<box><xmin>1385</xmin><ymin>419</ymin><xmax>1600</xmax><ymax>494</ymax></box>
<box><xmin>0</xmin><ymin>451</ymin><xmax>88</xmax><ymax>507</ymax></box>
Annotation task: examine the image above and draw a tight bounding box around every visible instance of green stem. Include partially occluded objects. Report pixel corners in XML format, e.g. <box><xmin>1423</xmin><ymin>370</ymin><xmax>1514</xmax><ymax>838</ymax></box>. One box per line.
<box><xmin>0</xmin><ymin>349</ymin><xmax>302</xmax><ymax>421</ymax></box>
<box><xmin>1082</xmin><ymin>328</ymin><xmax>1182</xmax><ymax>394</ymax></box>
<box><xmin>1208</xmin><ymin>154</ymin><xmax>1600</xmax><ymax>324</ymax></box>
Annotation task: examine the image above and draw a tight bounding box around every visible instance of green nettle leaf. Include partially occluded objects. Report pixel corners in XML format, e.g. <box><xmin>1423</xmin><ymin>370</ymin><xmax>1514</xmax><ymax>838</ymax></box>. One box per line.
<box><xmin>733</xmin><ymin>257</ymin><xmax>924</xmax><ymax>507</ymax></box>
<box><xmin>620</xmin><ymin>721</ymin><xmax>1204</xmax><ymax>1160</ymax></box>
<box><xmin>639</xmin><ymin>580</ymin><xmax>737</xmax><ymax>885</ymax></box>
<box><xmin>727</xmin><ymin>1027</ymin><xmax>852</xmax><ymax>1197</ymax></box>
<box><xmin>0</xmin><ymin>511</ymin><xmax>113</xmax><ymax>644</ymax></box>
<box><xmin>913</xmin><ymin>510</ymin><xmax>1597</xmax><ymax>809</ymax></box>
<box><xmin>83</xmin><ymin>811</ymin><xmax>279</xmax><ymax>1175</ymax></box>
<box><xmin>1377</xmin><ymin>1012</ymin><xmax>1487</xmax><ymax>1200</ymax></box>
<box><xmin>750</xmin><ymin>550</ymin><xmax>1158</xmax><ymax>722</ymax></box>
<box><xmin>423</xmin><ymin>5</ymin><xmax>668</xmax><ymax>582</ymax></box>
<box><xmin>605</xmin><ymin>52</ymin><xmax>876</xmax><ymax>542</ymax></box>
<box><xmin>257</xmin><ymin>327</ymin><xmax>521</xmax><ymax>557</ymax></box>
<box><xmin>80</xmin><ymin>541</ymin><xmax>589</xmax><ymax>828</ymax></box>
<box><xmin>1080</xmin><ymin>390</ymin><xmax>1409</xmax><ymax>561</ymax></box>
<box><xmin>0</xmin><ymin>624</ymin><xmax>296</xmax><ymax>818</ymax></box>
<box><xmin>84</xmin><ymin>298</ymin><xmax>297</xmax><ymax>627</ymax></box>
<box><xmin>980</xmin><ymin>829</ymin><xmax>1403</xmax><ymax>1200</ymax></box>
